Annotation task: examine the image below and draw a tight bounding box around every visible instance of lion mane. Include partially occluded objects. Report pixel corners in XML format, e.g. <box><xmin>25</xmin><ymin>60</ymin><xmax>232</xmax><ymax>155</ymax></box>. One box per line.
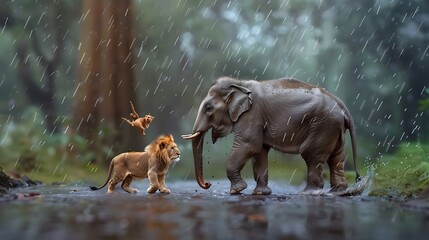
<box><xmin>145</xmin><ymin>134</ymin><xmax>173</xmax><ymax>165</ymax></box>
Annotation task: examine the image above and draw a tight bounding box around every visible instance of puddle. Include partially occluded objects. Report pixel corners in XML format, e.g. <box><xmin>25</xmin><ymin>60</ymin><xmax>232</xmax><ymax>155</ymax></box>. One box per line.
<box><xmin>1</xmin><ymin>180</ymin><xmax>428</xmax><ymax>239</ymax></box>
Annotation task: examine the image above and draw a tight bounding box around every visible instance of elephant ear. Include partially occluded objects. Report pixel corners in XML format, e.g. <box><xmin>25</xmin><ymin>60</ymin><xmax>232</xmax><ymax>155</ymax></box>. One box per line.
<box><xmin>226</xmin><ymin>84</ymin><xmax>252</xmax><ymax>122</ymax></box>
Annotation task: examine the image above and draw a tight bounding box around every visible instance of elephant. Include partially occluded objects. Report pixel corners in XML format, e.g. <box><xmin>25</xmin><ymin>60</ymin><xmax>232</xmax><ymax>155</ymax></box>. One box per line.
<box><xmin>182</xmin><ymin>77</ymin><xmax>360</xmax><ymax>195</ymax></box>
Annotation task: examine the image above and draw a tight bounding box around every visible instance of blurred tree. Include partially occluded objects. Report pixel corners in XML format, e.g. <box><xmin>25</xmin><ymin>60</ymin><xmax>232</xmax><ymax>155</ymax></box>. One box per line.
<box><xmin>1</xmin><ymin>0</ymin><xmax>428</xmax><ymax>169</ymax></box>
<box><xmin>132</xmin><ymin>0</ymin><xmax>229</xmax><ymax>136</ymax></box>
<box><xmin>0</xmin><ymin>1</ymin><xmax>13</xmax><ymax>28</ymax></box>
<box><xmin>72</xmin><ymin>0</ymin><xmax>138</xmax><ymax>164</ymax></box>
<box><xmin>332</xmin><ymin>0</ymin><xmax>429</xmax><ymax>146</ymax></box>
<box><xmin>391</xmin><ymin>0</ymin><xmax>429</xmax><ymax>142</ymax></box>
<box><xmin>15</xmin><ymin>0</ymin><xmax>67</xmax><ymax>134</ymax></box>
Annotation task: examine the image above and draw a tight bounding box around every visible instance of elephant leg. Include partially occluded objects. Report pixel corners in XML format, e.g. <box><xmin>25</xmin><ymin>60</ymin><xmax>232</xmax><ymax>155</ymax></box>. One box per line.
<box><xmin>121</xmin><ymin>174</ymin><xmax>138</xmax><ymax>193</ymax></box>
<box><xmin>252</xmin><ymin>146</ymin><xmax>272</xmax><ymax>195</ymax></box>
<box><xmin>301</xmin><ymin>151</ymin><xmax>328</xmax><ymax>191</ymax></box>
<box><xmin>327</xmin><ymin>150</ymin><xmax>348</xmax><ymax>192</ymax></box>
<box><xmin>227</xmin><ymin>152</ymin><xmax>250</xmax><ymax>195</ymax></box>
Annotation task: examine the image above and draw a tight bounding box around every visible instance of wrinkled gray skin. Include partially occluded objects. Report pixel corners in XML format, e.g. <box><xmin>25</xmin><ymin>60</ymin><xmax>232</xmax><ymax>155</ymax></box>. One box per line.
<box><xmin>182</xmin><ymin>77</ymin><xmax>360</xmax><ymax>195</ymax></box>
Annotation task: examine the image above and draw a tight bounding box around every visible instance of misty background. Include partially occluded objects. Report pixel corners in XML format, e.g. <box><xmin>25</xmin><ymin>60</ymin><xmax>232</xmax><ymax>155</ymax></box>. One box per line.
<box><xmin>0</xmin><ymin>0</ymin><xmax>428</xmax><ymax>186</ymax></box>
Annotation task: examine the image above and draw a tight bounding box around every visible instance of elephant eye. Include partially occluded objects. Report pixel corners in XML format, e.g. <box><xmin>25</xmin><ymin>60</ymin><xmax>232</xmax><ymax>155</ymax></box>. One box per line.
<box><xmin>205</xmin><ymin>104</ymin><xmax>214</xmax><ymax>114</ymax></box>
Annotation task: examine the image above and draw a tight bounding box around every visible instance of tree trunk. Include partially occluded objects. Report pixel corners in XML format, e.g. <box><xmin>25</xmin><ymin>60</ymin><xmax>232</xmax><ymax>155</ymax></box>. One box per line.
<box><xmin>15</xmin><ymin>0</ymin><xmax>65</xmax><ymax>134</ymax></box>
<box><xmin>72</xmin><ymin>0</ymin><xmax>138</xmax><ymax>164</ymax></box>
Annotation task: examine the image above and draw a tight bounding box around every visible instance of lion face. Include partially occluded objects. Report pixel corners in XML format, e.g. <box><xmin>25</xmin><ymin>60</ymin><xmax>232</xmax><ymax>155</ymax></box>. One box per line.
<box><xmin>148</xmin><ymin>134</ymin><xmax>181</xmax><ymax>163</ymax></box>
<box><xmin>166</xmin><ymin>141</ymin><xmax>181</xmax><ymax>162</ymax></box>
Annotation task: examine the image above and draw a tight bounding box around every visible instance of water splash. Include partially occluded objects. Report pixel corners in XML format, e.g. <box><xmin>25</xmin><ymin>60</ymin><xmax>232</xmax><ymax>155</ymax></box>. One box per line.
<box><xmin>335</xmin><ymin>169</ymin><xmax>374</xmax><ymax>197</ymax></box>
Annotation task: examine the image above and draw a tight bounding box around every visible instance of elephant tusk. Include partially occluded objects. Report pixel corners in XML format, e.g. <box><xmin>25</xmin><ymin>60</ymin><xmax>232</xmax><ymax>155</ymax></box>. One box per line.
<box><xmin>181</xmin><ymin>132</ymin><xmax>201</xmax><ymax>140</ymax></box>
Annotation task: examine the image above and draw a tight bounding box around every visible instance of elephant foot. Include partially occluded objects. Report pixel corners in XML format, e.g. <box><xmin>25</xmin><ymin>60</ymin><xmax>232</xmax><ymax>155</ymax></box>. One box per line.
<box><xmin>252</xmin><ymin>185</ymin><xmax>272</xmax><ymax>195</ymax></box>
<box><xmin>303</xmin><ymin>185</ymin><xmax>323</xmax><ymax>192</ymax></box>
<box><xmin>303</xmin><ymin>177</ymin><xmax>324</xmax><ymax>192</ymax></box>
<box><xmin>230</xmin><ymin>179</ymin><xmax>247</xmax><ymax>194</ymax></box>
<box><xmin>329</xmin><ymin>184</ymin><xmax>348</xmax><ymax>193</ymax></box>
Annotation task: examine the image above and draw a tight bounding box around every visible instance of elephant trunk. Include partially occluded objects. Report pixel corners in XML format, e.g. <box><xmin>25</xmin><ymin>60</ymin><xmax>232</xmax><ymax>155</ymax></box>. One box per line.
<box><xmin>191</xmin><ymin>132</ymin><xmax>212</xmax><ymax>189</ymax></box>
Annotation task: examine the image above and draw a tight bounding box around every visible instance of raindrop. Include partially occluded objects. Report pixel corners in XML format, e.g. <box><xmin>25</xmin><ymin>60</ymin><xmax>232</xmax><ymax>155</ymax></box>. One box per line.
<box><xmin>421</xmin><ymin>45</ymin><xmax>429</xmax><ymax>61</ymax></box>
<box><xmin>181</xmin><ymin>84</ymin><xmax>188</xmax><ymax>97</ymax></box>
<box><xmin>9</xmin><ymin>52</ymin><xmax>17</xmax><ymax>67</ymax></box>
<box><xmin>23</xmin><ymin>16</ymin><xmax>31</xmax><ymax>29</ymax></box>
<box><xmin>358</xmin><ymin>15</ymin><xmax>366</xmax><ymax>27</ymax></box>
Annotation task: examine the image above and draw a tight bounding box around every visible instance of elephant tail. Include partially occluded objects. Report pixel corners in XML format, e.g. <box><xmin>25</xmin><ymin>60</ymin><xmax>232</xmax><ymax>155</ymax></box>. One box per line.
<box><xmin>345</xmin><ymin>111</ymin><xmax>361</xmax><ymax>183</ymax></box>
<box><xmin>89</xmin><ymin>159</ymin><xmax>114</xmax><ymax>191</ymax></box>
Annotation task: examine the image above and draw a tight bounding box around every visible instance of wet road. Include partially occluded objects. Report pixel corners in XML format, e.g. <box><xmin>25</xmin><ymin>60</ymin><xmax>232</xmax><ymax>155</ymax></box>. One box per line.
<box><xmin>1</xmin><ymin>180</ymin><xmax>429</xmax><ymax>240</ymax></box>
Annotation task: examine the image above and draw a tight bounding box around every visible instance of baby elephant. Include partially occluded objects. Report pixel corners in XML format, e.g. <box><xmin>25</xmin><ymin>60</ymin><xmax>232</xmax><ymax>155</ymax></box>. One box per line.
<box><xmin>90</xmin><ymin>134</ymin><xmax>180</xmax><ymax>194</ymax></box>
<box><xmin>182</xmin><ymin>77</ymin><xmax>360</xmax><ymax>195</ymax></box>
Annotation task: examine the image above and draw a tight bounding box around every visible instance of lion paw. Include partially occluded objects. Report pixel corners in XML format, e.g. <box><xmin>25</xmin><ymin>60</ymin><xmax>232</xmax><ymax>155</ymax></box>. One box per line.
<box><xmin>160</xmin><ymin>188</ymin><xmax>171</xmax><ymax>194</ymax></box>
<box><xmin>124</xmin><ymin>188</ymin><xmax>138</xmax><ymax>194</ymax></box>
<box><xmin>147</xmin><ymin>186</ymin><xmax>159</xmax><ymax>194</ymax></box>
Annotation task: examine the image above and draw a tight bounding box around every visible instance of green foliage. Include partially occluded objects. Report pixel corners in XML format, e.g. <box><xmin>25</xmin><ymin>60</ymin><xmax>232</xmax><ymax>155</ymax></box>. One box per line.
<box><xmin>419</xmin><ymin>89</ymin><xmax>429</xmax><ymax>111</ymax></box>
<box><xmin>369</xmin><ymin>142</ymin><xmax>429</xmax><ymax>197</ymax></box>
<box><xmin>0</xmin><ymin>107</ymin><xmax>107</xmax><ymax>183</ymax></box>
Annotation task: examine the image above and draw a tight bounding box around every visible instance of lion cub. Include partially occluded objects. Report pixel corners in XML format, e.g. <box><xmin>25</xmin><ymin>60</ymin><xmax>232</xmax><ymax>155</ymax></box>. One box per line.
<box><xmin>90</xmin><ymin>134</ymin><xmax>180</xmax><ymax>194</ymax></box>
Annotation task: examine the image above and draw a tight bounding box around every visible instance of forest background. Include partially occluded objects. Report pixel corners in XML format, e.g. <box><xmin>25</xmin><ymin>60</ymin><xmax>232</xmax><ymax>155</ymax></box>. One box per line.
<box><xmin>0</xmin><ymin>0</ymin><xmax>428</xmax><ymax>196</ymax></box>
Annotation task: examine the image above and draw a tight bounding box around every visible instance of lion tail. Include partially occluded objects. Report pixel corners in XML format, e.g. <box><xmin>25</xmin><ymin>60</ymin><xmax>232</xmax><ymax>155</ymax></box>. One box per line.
<box><xmin>121</xmin><ymin>117</ymin><xmax>132</xmax><ymax>125</ymax></box>
<box><xmin>89</xmin><ymin>159</ymin><xmax>114</xmax><ymax>191</ymax></box>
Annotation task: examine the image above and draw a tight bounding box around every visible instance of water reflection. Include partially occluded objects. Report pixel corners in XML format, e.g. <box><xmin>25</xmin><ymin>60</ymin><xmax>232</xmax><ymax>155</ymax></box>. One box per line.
<box><xmin>1</xmin><ymin>181</ymin><xmax>429</xmax><ymax>239</ymax></box>
<box><xmin>183</xmin><ymin>205</ymin><xmax>204</xmax><ymax>239</ymax></box>
<box><xmin>303</xmin><ymin>197</ymin><xmax>346</xmax><ymax>239</ymax></box>
<box><xmin>226</xmin><ymin>199</ymin><xmax>269</xmax><ymax>238</ymax></box>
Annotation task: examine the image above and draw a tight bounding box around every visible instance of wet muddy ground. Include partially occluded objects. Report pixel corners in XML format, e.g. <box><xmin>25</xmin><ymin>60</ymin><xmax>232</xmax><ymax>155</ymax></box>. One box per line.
<box><xmin>1</xmin><ymin>180</ymin><xmax>429</xmax><ymax>240</ymax></box>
